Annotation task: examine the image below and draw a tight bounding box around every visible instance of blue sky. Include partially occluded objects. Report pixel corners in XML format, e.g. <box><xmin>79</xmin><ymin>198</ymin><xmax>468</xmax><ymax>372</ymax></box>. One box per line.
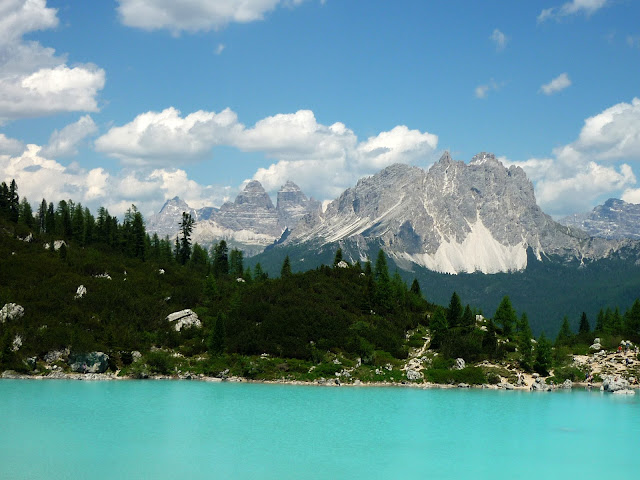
<box><xmin>1</xmin><ymin>0</ymin><xmax>639</xmax><ymax>218</ymax></box>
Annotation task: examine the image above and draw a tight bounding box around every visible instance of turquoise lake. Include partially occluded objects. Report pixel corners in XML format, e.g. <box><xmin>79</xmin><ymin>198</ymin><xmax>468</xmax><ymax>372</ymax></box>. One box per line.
<box><xmin>1</xmin><ymin>380</ymin><xmax>638</xmax><ymax>479</ymax></box>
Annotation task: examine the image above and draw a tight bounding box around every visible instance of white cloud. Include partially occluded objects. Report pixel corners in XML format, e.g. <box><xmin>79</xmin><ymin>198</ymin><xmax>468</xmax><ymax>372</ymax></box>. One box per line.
<box><xmin>0</xmin><ymin>132</ymin><xmax>24</xmax><ymax>155</ymax></box>
<box><xmin>628</xmin><ymin>35</ymin><xmax>640</xmax><ymax>49</ymax></box>
<box><xmin>490</xmin><ymin>29</ymin><xmax>508</xmax><ymax>51</ymax></box>
<box><xmin>474</xmin><ymin>79</ymin><xmax>503</xmax><ymax>99</ymax></box>
<box><xmin>0</xmin><ymin>141</ymin><xmax>230</xmax><ymax>218</ymax></box>
<box><xmin>0</xmin><ymin>0</ymin><xmax>105</xmax><ymax>122</ymax></box>
<box><xmin>538</xmin><ymin>0</ymin><xmax>608</xmax><ymax>22</ymax></box>
<box><xmin>96</xmin><ymin>107</ymin><xmax>438</xmax><ymax>202</ymax></box>
<box><xmin>41</xmin><ymin>115</ymin><xmax>98</xmax><ymax>157</ymax></box>
<box><xmin>504</xmin><ymin>97</ymin><xmax>640</xmax><ymax>216</ymax></box>
<box><xmin>117</xmin><ymin>0</ymin><xmax>307</xmax><ymax>34</ymax></box>
<box><xmin>215</xmin><ymin>43</ymin><xmax>225</xmax><ymax>55</ymax></box>
<box><xmin>95</xmin><ymin>107</ymin><xmax>241</xmax><ymax>165</ymax></box>
<box><xmin>540</xmin><ymin>73</ymin><xmax>571</xmax><ymax>95</ymax></box>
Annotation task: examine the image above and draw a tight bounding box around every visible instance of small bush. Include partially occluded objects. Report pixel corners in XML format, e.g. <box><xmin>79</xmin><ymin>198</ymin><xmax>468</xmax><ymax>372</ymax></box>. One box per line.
<box><xmin>425</xmin><ymin>367</ymin><xmax>486</xmax><ymax>385</ymax></box>
<box><xmin>145</xmin><ymin>351</ymin><xmax>174</xmax><ymax>375</ymax></box>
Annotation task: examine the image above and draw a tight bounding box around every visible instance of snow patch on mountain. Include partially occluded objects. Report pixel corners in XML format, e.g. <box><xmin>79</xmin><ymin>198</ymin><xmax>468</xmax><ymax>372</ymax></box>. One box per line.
<box><xmin>399</xmin><ymin>217</ymin><xmax>527</xmax><ymax>274</ymax></box>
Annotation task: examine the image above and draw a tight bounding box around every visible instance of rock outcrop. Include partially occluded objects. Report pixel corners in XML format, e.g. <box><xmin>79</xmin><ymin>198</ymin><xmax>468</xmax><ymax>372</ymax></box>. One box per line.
<box><xmin>560</xmin><ymin>198</ymin><xmax>640</xmax><ymax>240</ymax></box>
<box><xmin>0</xmin><ymin>303</ymin><xmax>24</xmax><ymax>323</ymax></box>
<box><xmin>602</xmin><ymin>375</ymin><xmax>630</xmax><ymax>392</ymax></box>
<box><xmin>70</xmin><ymin>352</ymin><xmax>110</xmax><ymax>373</ymax></box>
<box><xmin>166</xmin><ymin>309</ymin><xmax>201</xmax><ymax>331</ymax></box>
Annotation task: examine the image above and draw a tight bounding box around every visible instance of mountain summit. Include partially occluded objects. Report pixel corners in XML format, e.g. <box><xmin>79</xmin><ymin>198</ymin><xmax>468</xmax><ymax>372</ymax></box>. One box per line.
<box><xmin>284</xmin><ymin>152</ymin><xmax>618</xmax><ymax>274</ymax></box>
<box><xmin>146</xmin><ymin>180</ymin><xmax>320</xmax><ymax>255</ymax></box>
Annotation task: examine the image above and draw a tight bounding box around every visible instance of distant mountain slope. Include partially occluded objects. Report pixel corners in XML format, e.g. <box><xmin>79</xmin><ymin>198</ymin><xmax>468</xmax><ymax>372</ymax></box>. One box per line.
<box><xmin>284</xmin><ymin>152</ymin><xmax>624</xmax><ymax>274</ymax></box>
<box><xmin>559</xmin><ymin>198</ymin><xmax>640</xmax><ymax>240</ymax></box>
<box><xmin>146</xmin><ymin>180</ymin><xmax>320</xmax><ymax>255</ymax></box>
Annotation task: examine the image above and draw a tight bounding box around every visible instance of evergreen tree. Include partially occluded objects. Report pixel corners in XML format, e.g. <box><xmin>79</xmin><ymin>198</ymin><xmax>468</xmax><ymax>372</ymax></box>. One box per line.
<box><xmin>229</xmin><ymin>249</ymin><xmax>244</xmax><ymax>277</ymax></box>
<box><xmin>374</xmin><ymin>249</ymin><xmax>390</xmax><ymax>284</ymax></box>
<box><xmin>254</xmin><ymin>263</ymin><xmax>267</xmax><ymax>281</ymax></box>
<box><xmin>280</xmin><ymin>255</ymin><xmax>292</xmax><ymax>278</ymax></box>
<box><xmin>45</xmin><ymin>202</ymin><xmax>55</xmax><ymax>236</ymax></box>
<box><xmin>37</xmin><ymin>199</ymin><xmax>47</xmax><ymax>233</ymax></box>
<box><xmin>429</xmin><ymin>307</ymin><xmax>448</xmax><ymax>349</ymax></box>
<box><xmin>555</xmin><ymin>316</ymin><xmax>573</xmax><ymax>346</ymax></box>
<box><xmin>208</xmin><ymin>314</ymin><xmax>227</xmax><ymax>355</ymax></box>
<box><xmin>8</xmin><ymin>179</ymin><xmax>19</xmax><ymax>223</ymax></box>
<box><xmin>131</xmin><ymin>207</ymin><xmax>146</xmax><ymax>259</ymax></box>
<box><xmin>56</xmin><ymin>200</ymin><xmax>72</xmax><ymax>239</ymax></box>
<box><xmin>534</xmin><ymin>332</ymin><xmax>552</xmax><ymax>376</ymax></box>
<box><xmin>624</xmin><ymin>299</ymin><xmax>640</xmax><ymax>339</ymax></box>
<box><xmin>462</xmin><ymin>304</ymin><xmax>475</xmax><ymax>328</ymax></box>
<box><xmin>212</xmin><ymin>240</ymin><xmax>229</xmax><ymax>277</ymax></box>
<box><xmin>177</xmin><ymin>212</ymin><xmax>194</xmax><ymax>265</ymax></box>
<box><xmin>333</xmin><ymin>248</ymin><xmax>343</xmax><ymax>267</ymax></box>
<box><xmin>447</xmin><ymin>291</ymin><xmax>463</xmax><ymax>328</ymax></box>
<box><xmin>364</xmin><ymin>258</ymin><xmax>372</xmax><ymax>276</ymax></box>
<box><xmin>190</xmin><ymin>243</ymin><xmax>209</xmax><ymax>271</ymax></box>
<box><xmin>578</xmin><ymin>312</ymin><xmax>590</xmax><ymax>335</ymax></box>
<box><xmin>611</xmin><ymin>307</ymin><xmax>623</xmax><ymax>335</ymax></box>
<box><xmin>494</xmin><ymin>296</ymin><xmax>517</xmax><ymax>340</ymax></box>
<box><xmin>0</xmin><ymin>181</ymin><xmax>9</xmax><ymax>219</ymax></box>
<box><xmin>482</xmin><ymin>319</ymin><xmax>498</xmax><ymax>358</ymax></box>
<box><xmin>410</xmin><ymin>278</ymin><xmax>421</xmax><ymax>297</ymax></box>
<box><xmin>518</xmin><ymin>313</ymin><xmax>533</xmax><ymax>371</ymax></box>
<box><xmin>71</xmin><ymin>203</ymin><xmax>85</xmax><ymax>245</ymax></box>
<box><xmin>18</xmin><ymin>198</ymin><xmax>34</xmax><ymax>228</ymax></box>
<box><xmin>83</xmin><ymin>207</ymin><xmax>95</xmax><ymax>245</ymax></box>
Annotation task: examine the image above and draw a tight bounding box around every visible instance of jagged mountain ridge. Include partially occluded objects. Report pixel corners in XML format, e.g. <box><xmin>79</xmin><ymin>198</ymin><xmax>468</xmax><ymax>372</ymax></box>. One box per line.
<box><xmin>284</xmin><ymin>152</ymin><xmax>628</xmax><ymax>274</ymax></box>
<box><xmin>559</xmin><ymin>198</ymin><xmax>640</xmax><ymax>240</ymax></box>
<box><xmin>146</xmin><ymin>180</ymin><xmax>320</xmax><ymax>255</ymax></box>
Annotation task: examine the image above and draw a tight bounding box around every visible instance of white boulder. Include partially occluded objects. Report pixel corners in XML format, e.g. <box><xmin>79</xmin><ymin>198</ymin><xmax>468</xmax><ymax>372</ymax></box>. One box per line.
<box><xmin>166</xmin><ymin>309</ymin><xmax>201</xmax><ymax>332</ymax></box>
<box><xmin>11</xmin><ymin>334</ymin><xmax>23</xmax><ymax>352</ymax></box>
<box><xmin>74</xmin><ymin>285</ymin><xmax>87</xmax><ymax>299</ymax></box>
<box><xmin>454</xmin><ymin>358</ymin><xmax>466</xmax><ymax>370</ymax></box>
<box><xmin>602</xmin><ymin>375</ymin><xmax>630</xmax><ymax>392</ymax></box>
<box><xmin>336</xmin><ymin>260</ymin><xmax>348</xmax><ymax>269</ymax></box>
<box><xmin>1</xmin><ymin>303</ymin><xmax>24</xmax><ymax>323</ymax></box>
<box><xmin>406</xmin><ymin>369</ymin><xmax>423</xmax><ymax>381</ymax></box>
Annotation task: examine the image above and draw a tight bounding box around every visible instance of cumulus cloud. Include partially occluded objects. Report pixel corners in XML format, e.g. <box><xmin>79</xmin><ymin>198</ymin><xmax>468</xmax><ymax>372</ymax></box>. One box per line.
<box><xmin>0</xmin><ymin>0</ymin><xmax>105</xmax><ymax>122</ymax></box>
<box><xmin>0</xmin><ymin>133</ymin><xmax>24</xmax><ymax>155</ymax></box>
<box><xmin>0</xmin><ymin>142</ymin><xmax>230</xmax><ymax>217</ymax></box>
<box><xmin>215</xmin><ymin>43</ymin><xmax>225</xmax><ymax>55</ymax></box>
<box><xmin>540</xmin><ymin>73</ymin><xmax>571</xmax><ymax>95</ymax></box>
<box><xmin>117</xmin><ymin>0</ymin><xmax>306</xmax><ymax>34</ymax></box>
<box><xmin>490</xmin><ymin>29</ymin><xmax>508</xmax><ymax>51</ymax></box>
<box><xmin>41</xmin><ymin>115</ymin><xmax>98</xmax><ymax>157</ymax></box>
<box><xmin>538</xmin><ymin>0</ymin><xmax>608</xmax><ymax>22</ymax></box>
<box><xmin>96</xmin><ymin>107</ymin><xmax>438</xmax><ymax>201</ymax></box>
<box><xmin>95</xmin><ymin>107</ymin><xmax>241</xmax><ymax>165</ymax></box>
<box><xmin>505</xmin><ymin>98</ymin><xmax>640</xmax><ymax>216</ymax></box>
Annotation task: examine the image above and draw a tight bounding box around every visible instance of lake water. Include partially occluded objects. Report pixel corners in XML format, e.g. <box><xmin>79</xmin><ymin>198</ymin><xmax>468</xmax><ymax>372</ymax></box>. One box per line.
<box><xmin>0</xmin><ymin>380</ymin><xmax>638</xmax><ymax>479</ymax></box>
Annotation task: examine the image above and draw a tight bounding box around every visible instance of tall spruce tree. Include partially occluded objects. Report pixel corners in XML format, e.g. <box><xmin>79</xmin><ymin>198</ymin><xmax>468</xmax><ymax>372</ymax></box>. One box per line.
<box><xmin>555</xmin><ymin>316</ymin><xmax>573</xmax><ymax>346</ymax></box>
<box><xmin>212</xmin><ymin>240</ymin><xmax>229</xmax><ymax>277</ymax></box>
<box><xmin>280</xmin><ymin>255</ymin><xmax>292</xmax><ymax>278</ymax></box>
<box><xmin>578</xmin><ymin>312</ymin><xmax>590</xmax><ymax>335</ymax></box>
<box><xmin>447</xmin><ymin>292</ymin><xmax>463</xmax><ymax>328</ymax></box>
<box><xmin>177</xmin><ymin>212</ymin><xmax>194</xmax><ymax>265</ymax></box>
<box><xmin>518</xmin><ymin>313</ymin><xmax>534</xmax><ymax>372</ymax></box>
<box><xmin>494</xmin><ymin>296</ymin><xmax>517</xmax><ymax>340</ymax></box>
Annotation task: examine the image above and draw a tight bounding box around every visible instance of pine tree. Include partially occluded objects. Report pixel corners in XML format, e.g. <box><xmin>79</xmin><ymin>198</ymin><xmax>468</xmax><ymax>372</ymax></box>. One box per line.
<box><xmin>18</xmin><ymin>198</ymin><xmax>34</xmax><ymax>228</ymax></box>
<box><xmin>595</xmin><ymin>309</ymin><xmax>605</xmax><ymax>333</ymax></box>
<box><xmin>8</xmin><ymin>179</ymin><xmax>19</xmax><ymax>223</ymax></box>
<box><xmin>462</xmin><ymin>304</ymin><xmax>474</xmax><ymax>328</ymax></box>
<box><xmin>555</xmin><ymin>316</ymin><xmax>573</xmax><ymax>346</ymax></box>
<box><xmin>177</xmin><ymin>212</ymin><xmax>194</xmax><ymax>265</ymax></box>
<box><xmin>333</xmin><ymin>248</ymin><xmax>343</xmax><ymax>267</ymax></box>
<box><xmin>280</xmin><ymin>255</ymin><xmax>292</xmax><ymax>278</ymax></box>
<box><xmin>534</xmin><ymin>332</ymin><xmax>552</xmax><ymax>376</ymax></box>
<box><xmin>37</xmin><ymin>199</ymin><xmax>47</xmax><ymax>233</ymax></box>
<box><xmin>578</xmin><ymin>312</ymin><xmax>590</xmax><ymax>335</ymax></box>
<box><xmin>447</xmin><ymin>292</ymin><xmax>463</xmax><ymax>328</ymax></box>
<box><xmin>208</xmin><ymin>314</ymin><xmax>226</xmax><ymax>355</ymax></box>
<box><xmin>624</xmin><ymin>299</ymin><xmax>640</xmax><ymax>339</ymax></box>
<box><xmin>429</xmin><ymin>307</ymin><xmax>448</xmax><ymax>349</ymax></box>
<box><xmin>518</xmin><ymin>313</ymin><xmax>533</xmax><ymax>372</ymax></box>
<box><xmin>410</xmin><ymin>278</ymin><xmax>421</xmax><ymax>297</ymax></box>
<box><xmin>254</xmin><ymin>263</ymin><xmax>267</xmax><ymax>281</ymax></box>
<box><xmin>229</xmin><ymin>249</ymin><xmax>244</xmax><ymax>277</ymax></box>
<box><xmin>494</xmin><ymin>296</ymin><xmax>517</xmax><ymax>340</ymax></box>
<box><xmin>45</xmin><ymin>202</ymin><xmax>55</xmax><ymax>236</ymax></box>
<box><xmin>374</xmin><ymin>249</ymin><xmax>390</xmax><ymax>284</ymax></box>
<box><xmin>212</xmin><ymin>240</ymin><xmax>229</xmax><ymax>277</ymax></box>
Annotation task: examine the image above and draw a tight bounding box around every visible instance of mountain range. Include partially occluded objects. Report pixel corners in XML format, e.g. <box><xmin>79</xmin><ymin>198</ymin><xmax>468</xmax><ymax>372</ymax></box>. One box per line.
<box><xmin>146</xmin><ymin>152</ymin><xmax>640</xmax><ymax>335</ymax></box>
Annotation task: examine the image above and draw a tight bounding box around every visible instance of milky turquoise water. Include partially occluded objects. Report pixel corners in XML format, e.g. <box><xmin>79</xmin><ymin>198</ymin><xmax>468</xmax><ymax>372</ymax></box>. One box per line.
<box><xmin>0</xmin><ymin>380</ymin><xmax>638</xmax><ymax>479</ymax></box>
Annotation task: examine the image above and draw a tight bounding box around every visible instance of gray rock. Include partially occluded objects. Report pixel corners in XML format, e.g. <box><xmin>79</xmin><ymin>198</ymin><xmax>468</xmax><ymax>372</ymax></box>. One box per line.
<box><xmin>458</xmin><ymin>383</ymin><xmax>470</xmax><ymax>388</ymax></box>
<box><xmin>131</xmin><ymin>351</ymin><xmax>142</xmax><ymax>362</ymax></box>
<box><xmin>559</xmin><ymin>198</ymin><xmax>640</xmax><ymax>240</ymax></box>
<box><xmin>612</xmin><ymin>389</ymin><xmax>636</xmax><ymax>395</ymax></box>
<box><xmin>166</xmin><ymin>309</ymin><xmax>201</xmax><ymax>331</ymax></box>
<box><xmin>560</xmin><ymin>379</ymin><xmax>573</xmax><ymax>389</ymax></box>
<box><xmin>0</xmin><ymin>303</ymin><xmax>24</xmax><ymax>323</ymax></box>
<box><xmin>44</xmin><ymin>348</ymin><xmax>70</xmax><ymax>364</ymax></box>
<box><xmin>602</xmin><ymin>375</ymin><xmax>630</xmax><ymax>392</ymax></box>
<box><xmin>74</xmin><ymin>285</ymin><xmax>87</xmax><ymax>299</ymax></box>
<box><xmin>70</xmin><ymin>352</ymin><xmax>110</xmax><ymax>373</ymax></box>
<box><xmin>283</xmin><ymin>152</ymin><xmax>622</xmax><ymax>275</ymax></box>
<box><xmin>406</xmin><ymin>369</ymin><xmax>423</xmax><ymax>381</ymax></box>
<box><xmin>589</xmin><ymin>342</ymin><xmax>602</xmax><ymax>351</ymax></box>
<box><xmin>531</xmin><ymin>377</ymin><xmax>551</xmax><ymax>391</ymax></box>
<box><xmin>454</xmin><ymin>358</ymin><xmax>466</xmax><ymax>370</ymax></box>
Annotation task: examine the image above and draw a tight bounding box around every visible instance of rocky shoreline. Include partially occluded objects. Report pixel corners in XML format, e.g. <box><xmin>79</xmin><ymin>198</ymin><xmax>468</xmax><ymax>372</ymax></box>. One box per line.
<box><xmin>2</xmin><ymin>369</ymin><xmax>638</xmax><ymax>394</ymax></box>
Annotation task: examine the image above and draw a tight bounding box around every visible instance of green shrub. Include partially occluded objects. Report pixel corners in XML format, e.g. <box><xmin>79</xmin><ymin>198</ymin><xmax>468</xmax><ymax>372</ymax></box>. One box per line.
<box><xmin>550</xmin><ymin>366</ymin><xmax>585</xmax><ymax>383</ymax></box>
<box><xmin>425</xmin><ymin>367</ymin><xmax>486</xmax><ymax>385</ymax></box>
<box><xmin>145</xmin><ymin>351</ymin><xmax>175</xmax><ymax>375</ymax></box>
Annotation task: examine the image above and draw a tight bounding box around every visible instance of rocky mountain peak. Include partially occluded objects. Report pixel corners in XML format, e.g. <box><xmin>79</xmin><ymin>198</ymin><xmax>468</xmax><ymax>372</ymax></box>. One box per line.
<box><xmin>159</xmin><ymin>196</ymin><xmax>191</xmax><ymax>213</ymax></box>
<box><xmin>234</xmin><ymin>180</ymin><xmax>274</xmax><ymax>210</ymax></box>
<box><xmin>559</xmin><ymin>198</ymin><xmax>640</xmax><ymax>240</ymax></box>
<box><xmin>469</xmin><ymin>152</ymin><xmax>501</xmax><ymax>166</ymax></box>
<box><xmin>279</xmin><ymin>180</ymin><xmax>302</xmax><ymax>193</ymax></box>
